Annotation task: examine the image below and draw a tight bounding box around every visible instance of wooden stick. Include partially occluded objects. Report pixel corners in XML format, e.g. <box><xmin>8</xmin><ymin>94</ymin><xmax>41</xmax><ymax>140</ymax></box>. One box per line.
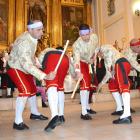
<box><xmin>93</xmin><ymin>88</ymin><xmax>99</xmax><ymax>106</ymax></box>
<box><xmin>71</xmin><ymin>78</ymin><xmax>80</xmax><ymax>98</ymax></box>
<box><xmin>55</xmin><ymin>40</ymin><xmax>69</xmax><ymax>72</ymax></box>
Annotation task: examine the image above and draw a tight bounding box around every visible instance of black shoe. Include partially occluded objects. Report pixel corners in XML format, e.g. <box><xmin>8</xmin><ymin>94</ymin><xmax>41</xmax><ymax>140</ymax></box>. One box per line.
<box><xmin>0</xmin><ymin>96</ymin><xmax>2</xmax><ymax>98</ymax></box>
<box><xmin>42</xmin><ymin>102</ymin><xmax>48</xmax><ymax>108</ymax></box>
<box><xmin>87</xmin><ymin>109</ymin><xmax>96</xmax><ymax>114</ymax></box>
<box><xmin>79</xmin><ymin>102</ymin><xmax>81</xmax><ymax>104</ymax></box>
<box><xmin>59</xmin><ymin>116</ymin><xmax>65</xmax><ymax>122</ymax></box>
<box><xmin>113</xmin><ymin>116</ymin><xmax>132</xmax><ymax>124</ymax></box>
<box><xmin>89</xmin><ymin>101</ymin><xmax>92</xmax><ymax>104</ymax></box>
<box><xmin>81</xmin><ymin>114</ymin><xmax>92</xmax><ymax>120</ymax></box>
<box><xmin>7</xmin><ymin>95</ymin><xmax>12</xmax><ymax>98</ymax></box>
<box><xmin>30</xmin><ymin>113</ymin><xmax>48</xmax><ymax>120</ymax></box>
<box><xmin>44</xmin><ymin>115</ymin><xmax>61</xmax><ymax>131</ymax></box>
<box><xmin>13</xmin><ymin>122</ymin><xmax>29</xmax><ymax>130</ymax></box>
<box><xmin>130</xmin><ymin>108</ymin><xmax>135</xmax><ymax>113</ymax></box>
<box><xmin>111</xmin><ymin>110</ymin><xmax>123</xmax><ymax>115</ymax></box>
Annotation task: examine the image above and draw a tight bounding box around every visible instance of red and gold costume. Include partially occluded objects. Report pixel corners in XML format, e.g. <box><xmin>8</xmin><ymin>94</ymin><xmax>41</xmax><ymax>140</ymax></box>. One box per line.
<box><xmin>108</xmin><ymin>60</ymin><xmax>131</xmax><ymax>94</ymax></box>
<box><xmin>38</xmin><ymin>48</ymin><xmax>76</xmax><ymax>91</ymax></box>
<box><xmin>6</xmin><ymin>31</ymin><xmax>45</xmax><ymax>97</ymax></box>
<box><xmin>96</xmin><ymin>45</ymin><xmax>131</xmax><ymax>94</ymax></box>
<box><xmin>96</xmin><ymin>44</ymin><xmax>134</xmax><ymax>123</ymax></box>
<box><xmin>72</xmin><ymin>33</ymin><xmax>98</xmax><ymax>90</ymax></box>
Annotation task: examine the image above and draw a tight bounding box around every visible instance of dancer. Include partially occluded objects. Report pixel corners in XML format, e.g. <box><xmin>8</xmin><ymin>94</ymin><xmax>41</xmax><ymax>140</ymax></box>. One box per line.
<box><xmin>38</xmin><ymin>46</ymin><xmax>76</xmax><ymax>131</ymax></box>
<box><xmin>7</xmin><ymin>19</ymin><xmax>56</xmax><ymax>130</ymax></box>
<box><xmin>96</xmin><ymin>44</ymin><xmax>132</xmax><ymax>124</ymax></box>
<box><xmin>72</xmin><ymin>24</ymin><xmax>98</xmax><ymax>120</ymax></box>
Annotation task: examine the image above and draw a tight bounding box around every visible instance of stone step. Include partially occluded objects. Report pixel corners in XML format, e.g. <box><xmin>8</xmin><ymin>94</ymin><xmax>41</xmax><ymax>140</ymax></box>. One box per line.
<box><xmin>93</xmin><ymin>89</ymin><xmax>140</xmax><ymax>103</ymax></box>
<box><xmin>0</xmin><ymin>89</ymin><xmax>139</xmax><ymax>111</ymax></box>
<box><xmin>100</xmin><ymin>83</ymin><xmax>110</xmax><ymax>93</ymax></box>
<box><xmin>65</xmin><ymin>92</ymin><xmax>80</xmax><ymax>100</ymax></box>
<box><xmin>64</xmin><ymin>93</ymin><xmax>80</xmax><ymax>104</ymax></box>
<box><xmin>0</xmin><ymin>96</ymin><xmax>42</xmax><ymax>111</ymax></box>
<box><xmin>64</xmin><ymin>89</ymin><xmax>140</xmax><ymax>104</ymax></box>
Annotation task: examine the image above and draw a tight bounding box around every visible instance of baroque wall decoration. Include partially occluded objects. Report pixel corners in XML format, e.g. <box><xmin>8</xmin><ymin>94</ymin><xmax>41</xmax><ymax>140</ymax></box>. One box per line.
<box><xmin>83</xmin><ymin>0</ymin><xmax>92</xmax><ymax>5</ymax></box>
<box><xmin>107</xmin><ymin>0</ymin><xmax>115</xmax><ymax>16</ymax></box>
<box><xmin>27</xmin><ymin>0</ymin><xmax>48</xmax><ymax>54</ymax></box>
<box><xmin>61</xmin><ymin>0</ymin><xmax>84</xmax><ymax>5</ymax></box>
<box><xmin>62</xmin><ymin>6</ymin><xmax>84</xmax><ymax>45</ymax></box>
<box><xmin>27</xmin><ymin>0</ymin><xmax>47</xmax><ymax>32</ymax></box>
<box><xmin>0</xmin><ymin>0</ymin><xmax>8</xmax><ymax>45</ymax></box>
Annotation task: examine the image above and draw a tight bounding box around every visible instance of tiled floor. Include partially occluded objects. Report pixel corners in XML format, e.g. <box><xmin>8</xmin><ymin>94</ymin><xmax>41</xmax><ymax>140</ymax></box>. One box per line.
<box><xmin>1</xmin><ymin>98</ymin><xmax>140</xmax><ymax>140</ymax></box>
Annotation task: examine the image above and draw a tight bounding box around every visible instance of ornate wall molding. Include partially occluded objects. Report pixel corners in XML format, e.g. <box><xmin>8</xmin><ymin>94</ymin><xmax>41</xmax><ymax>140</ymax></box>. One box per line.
<box><xmin>83</xmin><ymin>0</ymin><xmax>92</xmax><ymax>5</ymax></box>
<box><xmin>61</xmin><ymin>0</ymin><xmax>84</xmax><ymax>6</ymax></box>
<box><xmin>107</xmin><ymin>0</ymin><xmax>115</xmax><ymax>16</ymax></box>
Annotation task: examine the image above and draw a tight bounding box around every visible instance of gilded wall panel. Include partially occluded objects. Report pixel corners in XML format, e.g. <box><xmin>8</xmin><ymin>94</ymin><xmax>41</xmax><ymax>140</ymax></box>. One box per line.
<box><xmin>0</xmin><ymin>0</ymin><xmax>8</xmax><ymax>46</ymax></box>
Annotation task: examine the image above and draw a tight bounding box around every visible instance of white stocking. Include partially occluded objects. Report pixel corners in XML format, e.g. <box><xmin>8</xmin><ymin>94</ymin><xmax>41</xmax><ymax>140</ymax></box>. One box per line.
<box><xmin>28</xmin><ymin>95</ymin><xmax>40</xmax><ymax>115</ymax></box>
<box><xmin>7</xmin><ymin>88</ymin><xmax>11</xmax><ymax>96</ymax></box>
<box><xmin>15</xmin><ymin>97</ymin><xmax>28</xmax><ymax>124</ymax></box>
<box><xmin>80</xmin><ymin>90</ymin><xmax>88</xmax><ymax>115</ymax></box>
<box><xmin>48</xmin><ymin>87</ymin><xmax>58</xmax><ymax>120</ymax></box>
<box><xmin>120</xmin><ymin>92</ymin><xmax>131</xmax><ymax>119</ymax></box>
<box><xmin>86</xmin><ymin>91</ymin><xmax>91</xmax><ymax>110</ymax></box>
<box><xmin>112</xmin><ymin>92</ymin><xmax>123</xmax><ymax>111</ymax></box>
<box><xmin>58</xmin><ymin>91</ymin><xmax>65</xmax><ymax>116</ymax></box>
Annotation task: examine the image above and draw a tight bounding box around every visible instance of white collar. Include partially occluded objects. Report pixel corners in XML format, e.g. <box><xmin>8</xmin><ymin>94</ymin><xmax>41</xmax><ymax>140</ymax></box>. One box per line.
<box><xmin>28</xmin><ymin>32</ymin><xmax>38</xmax><ymax>44</ymax></box>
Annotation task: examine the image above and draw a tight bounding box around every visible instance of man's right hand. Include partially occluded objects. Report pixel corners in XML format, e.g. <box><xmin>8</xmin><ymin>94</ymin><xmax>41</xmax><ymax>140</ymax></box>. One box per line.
<box><xmin>44</xmin><ymin>71</ymin><xmax>56</xmax><ymax>81</ymax></box>
<box><xmin>76</xmin><ymin>71</ymin><xmax>83</xmax><ymax>81</ymax></box>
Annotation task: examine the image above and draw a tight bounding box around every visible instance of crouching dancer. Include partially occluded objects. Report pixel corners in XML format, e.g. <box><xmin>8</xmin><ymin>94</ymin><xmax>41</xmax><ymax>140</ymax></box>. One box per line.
<box><xmin>38</xmin><ymin>47</ymin><xmax>76</xmax><ymax>131</ymax></box>
<box><xmin>96</xmin><ymin>45</ymin><xmax>132</xmax><ymax>124</ymax></box>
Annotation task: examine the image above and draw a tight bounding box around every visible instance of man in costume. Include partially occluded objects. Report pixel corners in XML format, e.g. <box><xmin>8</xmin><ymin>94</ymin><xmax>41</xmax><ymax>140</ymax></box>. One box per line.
<box><xmin>110</xmin><ymin>39</ymin><xmax>140</xmax><ymax>116</ymax></box>
<box><xmin>6</xmin><ymin>19</ymin><xmax>56</xmax><ymax>130</ymax></box>
<box><xmin>38</xmin><ymin>46</ymin><xmax>76</xmax><ymax>131</ymax></box>
<box><xmin>96</xmin><ymin>44</ymin><xmax>132</xmax><ymax>124</ymax></box>
<box><xmin>72</xmin><ymin>24</ymin><xmax>98</xmax><ymax>120</ymax></box>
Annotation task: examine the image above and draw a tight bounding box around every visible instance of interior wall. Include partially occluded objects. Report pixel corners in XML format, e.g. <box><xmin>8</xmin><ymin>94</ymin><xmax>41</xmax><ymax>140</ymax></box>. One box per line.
<box><xmin>131</xmin><ymin>0</ymin><xmax>140</xmax><ymax>38</ymax></box>
<box><xmin>101</xmin><ymin>0</ymin><xmax>124</xmax><ymax>25</ymax></box>
<box><xmin>105</xmin><ymin>18</ymin><xmax>125</xmax><ymax>49</ymax></box>
<box><xmin>92</xmin><ymin>0</ymin><xmax>134</xmax><ymax>48</ymax></box>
